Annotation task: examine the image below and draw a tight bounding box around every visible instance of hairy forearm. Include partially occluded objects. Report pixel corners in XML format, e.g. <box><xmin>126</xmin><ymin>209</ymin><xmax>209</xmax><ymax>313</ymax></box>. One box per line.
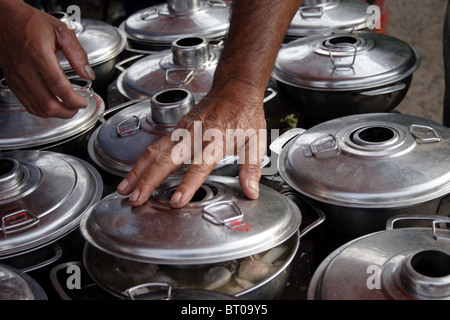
<box><xmin>212</xmin><ymin>0</ymin><xmax>303</xmax><ymax>97</ymax></box>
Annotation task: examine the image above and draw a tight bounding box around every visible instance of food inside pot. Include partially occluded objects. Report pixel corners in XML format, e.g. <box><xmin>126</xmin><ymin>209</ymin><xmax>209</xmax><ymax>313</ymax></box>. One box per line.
<box><xmin>93</xmin><ymin>242</ymin><xmax>290</xmax><ymax>296</ymax></box>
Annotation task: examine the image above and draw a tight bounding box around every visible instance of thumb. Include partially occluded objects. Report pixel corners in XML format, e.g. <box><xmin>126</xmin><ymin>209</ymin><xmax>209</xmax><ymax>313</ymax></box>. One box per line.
<box><xmin>238</xmin><ymin>163</ymin><xmax>261</xmax><ymax>200</ymax></box>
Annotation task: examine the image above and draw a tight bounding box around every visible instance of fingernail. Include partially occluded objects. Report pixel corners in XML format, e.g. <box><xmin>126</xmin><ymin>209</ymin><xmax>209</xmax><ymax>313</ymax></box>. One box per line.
<box><xmin>129</xmin><ymin>189</ymin><xmax>140</xmax><ymax>202</ymax></box>
<box><xmin>84</xmin><ymin>65</ymin><xmax>96</xmax><ymax>80</ymax></box>
<box><xmin>170</xmin><ymin>191</ymin><xmax>182</xmax><ymax>205</ymax></box>
<box><xmin>117</xmin><ymin>179</ymin><xmax>128</xmax><ymax>192</ymax></box>
<box><xmin>248</xmin><ymin>179</ymin><xmax>259</xmax><ymax>194</ymax></box>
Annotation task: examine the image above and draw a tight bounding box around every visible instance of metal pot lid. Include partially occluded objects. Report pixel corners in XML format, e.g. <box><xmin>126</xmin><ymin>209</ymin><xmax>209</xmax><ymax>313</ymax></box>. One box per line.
<box><xmin>80</xmin><ymin>176</ymin><xmax>302</xmax><ymax>265</ymax></box>
<box><xmin>272</xmin><ymin>32</ymin><xmax>421</xmax><ymax>91</ymax></box>
<box><xmin>286</xmin><ymin>0</ymin><xmax>371</xmax><ymax>38</ymax></box>
<box><xmin>274</xmin><ymin>113</ymin><xmax>450</xmax><ymax>208</ymax></box>
<box><xmin>54</xmin><ymin>14</ymin><xmax>127</xmax><ymax>70</ymax></box>
<box><xmin>0</xmin><ymin>264</ymin><xmax>47</xmax><ymax>300</ymax></box>
<box><xmin>0</xmin><ymin>80</ymin><xmax>100</xmax><ymax>150</ymax></box>
<box><xmin>0</xmin><ymin>150</ymin><xmax>103</xmax><ymax>257</ymax></box>
<box><xmin>120</xmin><ymin>0</ymin><xmax>231</xmax><ymax>45</ymax></box>
<box><xmin>308</xmin><ymin>216</ymin><xmax>450</xmax><ymax>300</ymax></box>
<box><xmin>117</xmin><ymin>37</ymin><xmax>220</xmax><ymax>102</ymax></box>
<box><xmin>89</xmin><ymin>89</ymin><xmax>194</xmax><ymax>176</ymax></box>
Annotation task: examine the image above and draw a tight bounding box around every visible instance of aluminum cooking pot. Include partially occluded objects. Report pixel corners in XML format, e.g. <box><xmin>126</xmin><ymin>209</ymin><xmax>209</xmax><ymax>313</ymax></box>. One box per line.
<box><xmin>53</xmin><ymin>12</ymin><xmax>127</xmax><ymax>89</ymax></box>
<box><xmin>285</xmin><ymin>0</ymin><xmax>372</xmax><ymax>41</ymax></box>
<box><xmin>0</xmin><ymin>79</ymin><xmax>103</xmax><ymax>155</ymax></box>
<box><xmin>116</xmin><ymin>36</ymin><xmax>221</xmax><ymax>103</ymax></box>
<box><xmin>308</xmin><ymin>216</ymin><xmax>450</xmax><ymax>300</ymax></box>
<box><xmin>272</xmin><ymin>32</ymin><xmax>421</xmax><ymax>122</ymax></box>
<box><xmin>270</xmin><ymin>113</ymin><xmax>450</xmax><ymax>242</ymax></box>
<box><xmin>88</xmin><ymin>88</ymin><xmax>237</xmax><ymax>177</ymax></box>
<box><xmin>80</xmin><ymin>176</ymin><xmax>324</xmax><ymax>299</ymax></box>
<box><xmin>0</xmin><ymin>150</ymin><xmax>103</xmax><ymax>262</ymax></box>
<box><xmin>120</xmin><ymin>0</ymin><xmax>231</xmax><ymax>54</ymax></box>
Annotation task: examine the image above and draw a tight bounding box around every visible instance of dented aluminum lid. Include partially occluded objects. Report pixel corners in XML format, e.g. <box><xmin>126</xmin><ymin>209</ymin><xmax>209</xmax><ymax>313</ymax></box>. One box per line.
<box><xmin>117</xmin><ymin>37</ymin><xmax>220</xmax><ymax>102</ymax></box>
<box><xmin>0</xmin><ymin>79</ymin><xmax>100</xmax><ymax>150</ymax></box>
<box><xmin>120</xmin><ymin>0</ymin><xmax>231</xmax><ymax>46</ymax></box>
<box><xmin>80</xmin><ymin>176</ymin><xmax>302</xmax><ymax>265</ymax></box>
<box><xmin>308</xmin><ymin>216</ymin><xmax>450</xmax><ymax>300</ymax></box>
<box><xmin>273</xmin><ymin>32</ymin><xmax>421</xmax><ymax>91</ymax></box>
<box><xmin>272</xmin><ymin>113</ymin><xmax>450</xmax><ymax>208</ymax></box>
<box><xmin>286</xmin><ymin>0</ymin><xmax>372</xmax><ymax>38</ymax></box>
<box><xmin>0</xmin><ymin>150</ymin><xmax>103</xmax><ymax>257</ymax></box>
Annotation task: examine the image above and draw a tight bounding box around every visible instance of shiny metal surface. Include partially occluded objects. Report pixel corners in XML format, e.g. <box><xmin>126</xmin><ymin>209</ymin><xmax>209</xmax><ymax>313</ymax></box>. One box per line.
<box><xmin>308</xmin><ymin>216</ymin><xmax>450</xmax><ymax>300</ymax></box>
<box><xmin>0</xmin><ymin>82</ymin><xmax>100</xmax><ymax>150</ymax></box>
<box><xmin>56</xmin><ymin>18</ymin><xmax>127</xmax><ymax>71</ymax></box>
<box><xmin>80</xmin><ymin>176</ymin><xmax>303</xmax><ymax>265</ymax></box>
<box><xmin>120</xmin><ymin>0</ymin><xmax>230</xmax><ymax>45</ymax></box>
<box><xmin>273</xmin><ymin>113</ymin><xmax>450</xmax><ymax>208</ymax></box>
<box><xmin>116</xmin><ymin>37</ymin><xmax>220</xmax><ymax>102</ymax></box>
<box><xmin>88</xmin><ymin>90</ymin><xmax>225</xmax><ymax>177</ymax></box>
<box><xmin>0</xmin><ymin>150</ymin><xmax>103</xmax><ymax>257</ymax></box>
<box><xmin>273</xmin><ymin>32</ymin><xmax>421</xmax><ymax>91</ymax></box>
<box><xmin>0</xmin><ymin>264</ymin><xmax>47</xmax><ymax>300</ymax></box>
<box><xmin>287</xmin><ymin>0</ymin><xmax>371</xmax><ymax>38</ymax></box>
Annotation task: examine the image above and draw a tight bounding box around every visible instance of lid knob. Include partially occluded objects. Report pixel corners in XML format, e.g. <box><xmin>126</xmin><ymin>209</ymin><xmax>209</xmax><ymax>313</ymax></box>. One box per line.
<box><xmin>172</xmin><ymin>37</ymin><xmax>211</xmax><ymax>67</ymax></box>
<box><xmin>0</xmin><ymin>158</ymin><xmax>24</xmax><ymax>192</ymax></box>
<box><xmin>400</xmin><ymin>249</ymin><xmax>450</xmax><ymax>298</ymax></box>
<box><xmin>150</xmin><ymin>88</ymin><xmax>195</xmax><ymax>124</ymax></box>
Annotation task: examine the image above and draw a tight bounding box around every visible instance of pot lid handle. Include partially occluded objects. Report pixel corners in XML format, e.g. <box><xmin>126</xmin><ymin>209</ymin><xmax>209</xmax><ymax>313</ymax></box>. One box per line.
<box><xmin>386</xmin><ymin>215</ymin><xmax>450</xmax><ymax>242</ymax></box>
<box><xmin>1</xmin><ymin>207</ymin><xmax>40</xmax><ymax>235</ymax></box>
<box><xmin>299</xmin><ymin>6</ymin><xmax>323</xmax><ymax>20</ymax></box>
<box><xmin>202</xmin><ymin>200</ymin><xmax>244</xmax><ymax>227</ymax></box>
<box><xmin>328</xmin><ymin>42</ymin><xmax>357</xmax><ymax>71</ymax></box>
<box><xmin>139</xmin><ymin>7</ymin><xmax>159</xmax><ymax>20</ymax></box>
<box><xmin>207</xmin><ymin>0</ymin><xmax>228</xmax><ymax>8</ymax></box>
<box><xmin>304</xmin><ymin>134</ymin><xmax>340</xmax><ymax>159</ymax></box>
<box><xmin>124</xmin><ymin>283</ymin><xmax>172</xmax><ymax>300</ymax></box>
<box><xmin>410</xmin><ymin>124</ymin><xmax>441</xmax><ymax>144</ymax></box>
<box><xmin>116</xmin><ymin>115</ymin><xmax>141</xmax><ymax>137</ymax></box>
<box><xmin>165</xmin><ymin>68</ymin><xmax>194</xmax><ymax>86</ymax></box>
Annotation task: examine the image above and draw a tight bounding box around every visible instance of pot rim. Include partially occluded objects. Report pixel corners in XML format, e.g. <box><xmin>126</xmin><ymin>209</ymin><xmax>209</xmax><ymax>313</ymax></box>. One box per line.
<box><xmin>82</xmin><ymin>231</ymin><xmax>300</xmax><ymax>299</ymax></box>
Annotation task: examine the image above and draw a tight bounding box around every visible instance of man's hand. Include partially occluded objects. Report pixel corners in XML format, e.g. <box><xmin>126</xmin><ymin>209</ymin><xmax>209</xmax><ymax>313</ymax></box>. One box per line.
<box><xmin>117</xmin><ymin>82</ymin><xmax>267</xmax><ymax>208</ymax></box>
<box><xmin>0</xmin><ymin>0</ymin><xmax>95</xmax><ymax>118</ymax></box>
